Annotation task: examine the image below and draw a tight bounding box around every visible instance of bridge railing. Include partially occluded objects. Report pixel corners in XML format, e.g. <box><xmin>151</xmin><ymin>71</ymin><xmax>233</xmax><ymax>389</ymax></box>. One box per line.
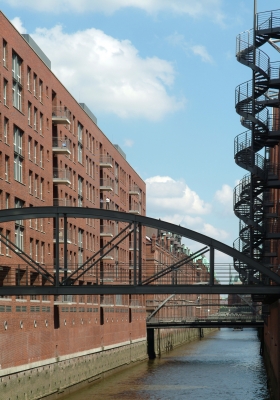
<box><xmin>0</xmin><ymin>262</ymin><xmax>253</xmax><ymax>287</ymax></box>
<box><xmin>147</xmin><ymin>314</ymin><xmax>264</xmax><ymax>325</ymax></box>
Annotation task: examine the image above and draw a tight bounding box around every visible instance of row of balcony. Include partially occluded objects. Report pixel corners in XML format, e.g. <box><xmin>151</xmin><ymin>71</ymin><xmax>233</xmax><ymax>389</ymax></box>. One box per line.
<box><xmin>53</xmin><ymin>226</ymin><xmax>140</xmax><ymax>247</ymax></box>
<box><xmin>53</xmin><ymin>197</ymin><xmax>141</xmax><ymax>214</ymax></box>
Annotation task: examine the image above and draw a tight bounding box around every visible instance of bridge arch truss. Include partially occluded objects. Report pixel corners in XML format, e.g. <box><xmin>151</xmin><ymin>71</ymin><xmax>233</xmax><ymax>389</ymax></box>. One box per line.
<box><xmin>0</xmin><ymin>206</ymin><xmax>279</xmax><ymax>297</ymax></box>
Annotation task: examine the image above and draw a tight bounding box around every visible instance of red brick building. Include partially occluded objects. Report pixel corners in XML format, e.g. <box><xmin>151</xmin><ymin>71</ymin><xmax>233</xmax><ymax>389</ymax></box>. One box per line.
<box><xmin>0</xmin><ymin>10</ymin><xmax>147</xmax><ymax>375</ymax></box>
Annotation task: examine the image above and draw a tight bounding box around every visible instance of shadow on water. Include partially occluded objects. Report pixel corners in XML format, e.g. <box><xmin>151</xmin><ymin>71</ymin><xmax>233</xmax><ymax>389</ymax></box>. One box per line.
<box><xmin>60</xmin><ymin>328</ymin><xmax>270</xmax><ymax>400</ymax></box>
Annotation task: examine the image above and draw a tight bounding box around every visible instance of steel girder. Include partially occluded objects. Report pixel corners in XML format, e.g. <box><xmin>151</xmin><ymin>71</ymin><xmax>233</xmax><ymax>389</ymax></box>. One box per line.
<box><xmin>0</xmin><ymin>206</ymin><xmax>280</xmax><ymax>296</ymax></box>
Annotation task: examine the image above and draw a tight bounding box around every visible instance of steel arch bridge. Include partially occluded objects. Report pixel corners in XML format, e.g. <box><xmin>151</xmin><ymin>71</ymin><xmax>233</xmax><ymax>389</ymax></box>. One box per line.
<box><xmin>0</xmin><ymin>206</ymin><xmax>280</xmax><ymax>298</ymax></box>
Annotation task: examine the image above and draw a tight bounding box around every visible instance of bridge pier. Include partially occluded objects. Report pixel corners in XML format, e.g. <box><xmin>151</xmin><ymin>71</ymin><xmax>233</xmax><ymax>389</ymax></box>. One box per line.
<box><xmin>263</xmin><ymin>300</ymin><xmax>280</xmax><ymax>400</ymax></box>
<box><xmin>147</xmin><ymin>328</ymin><xmax>156</xmax><ymax>359</ymax></box>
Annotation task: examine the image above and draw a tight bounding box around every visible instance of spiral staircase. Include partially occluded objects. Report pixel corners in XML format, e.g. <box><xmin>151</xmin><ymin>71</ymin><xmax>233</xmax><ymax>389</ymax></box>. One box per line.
<box><xmin>234</xmin><ymin>9</ymin><xmax>280</xmax><ymax>284</ymax></box>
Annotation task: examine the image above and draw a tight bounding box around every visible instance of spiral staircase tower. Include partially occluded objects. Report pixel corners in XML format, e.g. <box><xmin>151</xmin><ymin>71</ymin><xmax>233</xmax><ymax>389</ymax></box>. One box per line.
<box><xmin>234</xmin><ymin>8</ymin><xmax>280</xmax><ymax>284</ymax></box>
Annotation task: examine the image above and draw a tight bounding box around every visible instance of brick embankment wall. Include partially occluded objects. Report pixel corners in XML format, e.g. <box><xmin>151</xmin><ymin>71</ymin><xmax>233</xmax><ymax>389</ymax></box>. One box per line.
<box><xmin>263</xmin><ymin>300</ymin><xmax>280</xmax><ymax>400</ymax></box>
<box><xmin>154</xmin><ymin>327</ymin><xmax>218</xmax><ymax>356</ymax></box>
<box><xmin>0</xmin><ymin>339</ymin><xmax>148</xmax><ymax>400</ymax></box>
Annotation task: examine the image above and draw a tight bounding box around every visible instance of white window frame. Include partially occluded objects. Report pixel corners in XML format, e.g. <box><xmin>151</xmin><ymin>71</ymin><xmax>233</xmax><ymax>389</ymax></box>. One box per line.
<box><xmin>28</xmin><ymin>102</ymin><xmax>31</xmax><ymax>126</ymax></box>
<box><xmin>14</xmin><ymin>126</ymin><xmax>23</xmax><ymax>183</ymax></box>
<box><xmin>4</xmin><ymin>118</ymin><xmax>8</xmax><ymax>144</ymax></box>
<box><xmin>34</xmin><ymin>108</ymin><xmax>37</xmax><ymax>131</ymax></box>
<box><xmin>3</xmin><ymin>40</ymin><xmax>7</xmax><ymax>67</ymax></box>
<box><xmin>39</xmin><ymin>80</ymin><xmax>42</xmax><ymax>102</ymax></box>
<box><xmin>33</xmin><ymin>73</ymin><xmax>37</xmax><ymax>97</ymax></box>
<box><xmin>3</xmin><ymin>79</ymin><xmax>7</xmax><ymax>106</ymax></box>
<box><xmin>27</xmin><ymin>67</ymin><xmax>31</xmax><ymax>91</ymax></box>
<box><xmin>5</xmin><ymin>156</ymin><xmax>9</xmax><ymax>182</ymax></box>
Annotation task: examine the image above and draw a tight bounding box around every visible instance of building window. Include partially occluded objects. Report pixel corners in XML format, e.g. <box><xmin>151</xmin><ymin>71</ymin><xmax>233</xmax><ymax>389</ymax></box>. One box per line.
<box><xmin>3</xmin><ymin>79</ymin><xmax>8</xmax><ymax>106</ymax></box>
<box><xmin>5</xmin><ymin>230</ymin><xmax>10</xmax><ymax>255</ymax></box>
<box><xmin>29</xmin><ymin>171</ymin><xmax>32</xmax><ymax>194</ymax></box>
<box><xmin>78</xmin><ymin>228</ymin><xmax>83</xmax><ymax>266</ymax></box>
<box><xmin>30</xmin><ymin>238</ymin><xmax>33</xmax><ymax>258</ymax></box>
<box><xmin>12</xmin><ymin>52</ymin><xmax>22</xmax><ymax>111</ymax></box>
<box><xmin>28</xmin><ymin>102</ymin><xmax>31</xmax><ymax>126</ymax></box>
<box><xmin>3</xmin><ymin>40</ymin><xmax>7</xmax><ymax>67</ymax></box>
<box><xmin>28</xmin><ymin>136</ymin><xmax>32</xmax><ymax>159</ymax></box>
<box><xmin>39</xmin><ymin>80</ymin><xmax>43</xmax><ymax>102</ymax></box>
<box><xmin>40</xmin><ymin>145</ymin><xmax>43</xmax><ymax>168</ymax></box>
<box><xmin>33</xmin><ymin>73</ymin><xmax>37</xmax><ymax>97</ymax></box>
<box><xmin>15</xmin><ymin>198</ymin><xmax>24</xmax><ymax>251</ymax></box>
<box><xmin>13</xmin><ymin>81</ymin><xmax>22</xmax><ymax>111</ymax></box>
<box><xmin>41</xmin><ymin>242</ymin><xmax>45</xmax><ymax>263</ymax></box>
<box><xmin>35</xmin><ymin>240</ymin><xmax>39</xmax><ymax>262</ymax></box>
<box><xmin>27</xmin><ymin>67</ymin><xmax>31</xmax><ymax>91</ymax></box>
<box><xmin>40</xmin><ymin>178</ymin><xmax>44</xmax><ymax>200</ymax></box>
<box><xmin>39</xmin><ymin>113</ymin><xmax>43</xmax><ymax>135</ymax></box>
<box><xmin>34</xmin><ymin>141</ymin><xmax>38</xmax><ymax>164</ymax></box>
<box><xmin>34</xmin><ymin>107</ymin><xmax>37</xmax><ymax>131</ymax></box>
<box><xmin>34</xmin><ymin>174</ymin><xmax>38</xmax><ymax>198</ymax></box>
<box><xmin>5</xmin><ymin>156</ymin><xmax>9</xmax><ymax>182</ymax></box>
<box><xmin>5</xmin><ymin>193</ymin><xmax>9</xmax><ymax>209</ymax></box>
<box><xmin>78</xmin><ymin>175</ymin><xmax>83</xmax><ymax>207</ymax></box>
<box><xmin>115</xmin><ymin>162</ymin><xmax>119</xmax><ymax>195</ymax></box>
<box><xmin>4</xmin><ymin>117</ymin><xmax>8</xmax><ymax>144</ymax></box>
<box><xmin>78</xmin><ymin>122</ymin><xmax>83</xmax><ymax>164</ymax></box>
<box><xmin>14</xmin><ymin>126</ymin><xmax>23</xmax><ymax>183</ymax></box>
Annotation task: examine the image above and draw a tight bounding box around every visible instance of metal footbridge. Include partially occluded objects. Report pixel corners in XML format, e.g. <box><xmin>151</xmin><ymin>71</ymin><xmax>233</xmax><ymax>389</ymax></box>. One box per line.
<box><xmin>0</xmin><ymin>207</ymin><xmax>280</xmax><ymax>301</ymax></box>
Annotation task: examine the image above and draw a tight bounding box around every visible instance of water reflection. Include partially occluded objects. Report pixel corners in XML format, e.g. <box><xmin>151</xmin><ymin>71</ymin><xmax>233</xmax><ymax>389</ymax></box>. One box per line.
<box><xmin>62</xmin><ymin>329</ymin><xmax>270</xmax><ymax>400</ymax></box>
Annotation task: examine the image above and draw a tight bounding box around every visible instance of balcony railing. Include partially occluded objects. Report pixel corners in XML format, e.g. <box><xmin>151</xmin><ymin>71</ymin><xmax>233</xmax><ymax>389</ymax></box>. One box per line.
<box><xmin>53</xmin><ymin>168</ymin><xmax>71</xmax><ymax>185</ymax></box>
<box><xmin>99</xmin><ymin>155</ymin><xmax>113</xmax><ymax>168</ymax></box>
<box><xmin>53</xmin><ymin>198</ymin><xmax>73</xmax><ymax>207</ymax></box>
<box><xmin>100</xmin><ymin>200</ymin><xmax>114</xmax><ymax>210</ymax></box>
<box><xmin>100</xmin><ymin>178</ymin><xmax>113</xmax><ymax>191</ymax></box>
<box><xmin>100</xmin><ymin>225</ymin><xmax>114</xmax><ymax>237</ymax></box>
<box><xmin>100</xmin><ymin>250</ymin><xmax>114</xmax><ymax>260</ymax></box>
<box><xmin>53</xmin><ymin>229</ymin><xmax>73</xmax><ymax>243</ymax></box>
<box><xmin>128</xmin><ymin>203</ymin><xmax>141</xmax><ymax>214</ymax></box>
<box><xmin>52</xmin><ymin>107</ymin><xmax>71</xmax><ymax>125</ymax></box>
<box><xmin>129</xmin><ymin>241</ymin><xmax>139</xmax><ymax>251</ymax></box>
<box><xmin>52</xmin><ymin>137</ymin><xmax>71</xmax><ymax>155</ymax></box>
<box><xmin>129</xmin><ymin>185</ymin><xmax>140</xmax><ymax>195</ymax></box>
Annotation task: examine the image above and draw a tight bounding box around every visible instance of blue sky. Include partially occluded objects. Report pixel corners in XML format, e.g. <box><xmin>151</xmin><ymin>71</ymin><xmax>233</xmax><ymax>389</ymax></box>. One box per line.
<box><xmin>1</xmin><ymin>0</ymin><xmax>279</xmax><ymax>257</ymax></box>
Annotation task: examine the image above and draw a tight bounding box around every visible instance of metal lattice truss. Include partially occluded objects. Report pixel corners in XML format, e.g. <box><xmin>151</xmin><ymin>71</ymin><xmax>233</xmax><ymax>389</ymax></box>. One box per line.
<box><xmin>0</xmin><ymin>207</ymin><xmax>280</xmax><ymax>296</ymax></box>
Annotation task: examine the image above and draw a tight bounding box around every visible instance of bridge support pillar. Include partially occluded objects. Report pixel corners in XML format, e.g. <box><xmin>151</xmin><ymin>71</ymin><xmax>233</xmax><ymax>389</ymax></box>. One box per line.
<box><xmin>147</xmin><ymin>328</ymin><xmax>156</xmax><ymax>359</ymax></box>
<box><xmin>199</xmin><ymin>328</ymin><xmax>204</xmax><ymax>339</ymax></box>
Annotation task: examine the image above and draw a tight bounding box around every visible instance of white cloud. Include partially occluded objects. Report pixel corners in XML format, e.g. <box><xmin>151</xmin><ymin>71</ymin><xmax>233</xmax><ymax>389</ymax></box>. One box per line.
<box><xmin>163</xmin><ymin>214</ymin><xmax>229</xmax><ymax>242</ymax></box>
<box><xmin>10</xmin><ymin>16</ymin><xmax>27</xmax><ymax>33</ymax></box>
<box><xmin>146</xmin><ymin>176</ymin><xmax>211</xmax><ymax>215</ymax></box>
<box><xmin>3</xmin><ymin>0</ymin><xmax>225</xmax><ymax>24</ymax></box>
<box><xmin>167</xmin><ymin>33</ymin><xmax>214</xmax><ymax>64</ymax></box>
<box><xmin>214</xmin><ymin>184</ymin><xmax>233</xmax><ymax>215</ymax></box>
<box><xmin>201</xmin><ymin>223</ymin><xmax>229</xmax><ymax>241</ymax></box>
<box><xmin>27</xmin><ymin>23</ymin><xmax>184</xmax><ymax>120</ymax></box>
<box><xmin>190</xmin><ymin>45</ymin><xmax>214</xmax><ymax>64</ymax></box>
<box><xmin>145</xmin><ymin>176</ymin><xmax>235</xmax><ymax>250</ymax></box>
<box><xmin>124</xmin><ymin>139</ymin><xmax>134</xmax><ymax>147</ymax></box>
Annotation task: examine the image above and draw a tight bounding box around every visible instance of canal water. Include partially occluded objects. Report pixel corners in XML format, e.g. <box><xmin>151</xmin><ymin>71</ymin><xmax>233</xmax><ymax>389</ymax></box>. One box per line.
<box><xmin>62</xmin><ymin>328</ymin><xmax>270</xmax><ymax>400</ymax></box>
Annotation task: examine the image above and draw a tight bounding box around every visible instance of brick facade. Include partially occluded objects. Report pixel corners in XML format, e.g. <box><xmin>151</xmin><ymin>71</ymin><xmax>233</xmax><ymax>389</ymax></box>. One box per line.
<box><xmin>0</xmin><ymin>10</ymin><xmax>147</xmax><ymax>373</ymax></box>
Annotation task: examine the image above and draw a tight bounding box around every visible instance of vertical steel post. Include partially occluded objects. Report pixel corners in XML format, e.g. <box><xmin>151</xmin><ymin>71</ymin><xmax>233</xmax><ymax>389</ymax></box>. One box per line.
<box><xmin>138</xmin><ymin>223</ymin><xmax>142</xmax><ymax>284</ymax></box>
<box><xmin>63</xmin><ymin>214</ymin><xmax>67</xmax><ymax>283</ymax></box>
<box><xmin>55</xmin><ymin>214</ymin><xmax>60</xmax><ymax>287</ymax></box>
<box><xmin>209</xmin><ymin>245</ymin><xmax>215</xmax><ymax>286</ymax></box>
<box><xmin>133</xmin><ymin>221</ymin><xmax>137</xmax><ymax>285</ymax></box>
<box><xmin>250</xmin><ymin>0</ymin><xmax>258</xmax><ymax>261</ymax></box>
